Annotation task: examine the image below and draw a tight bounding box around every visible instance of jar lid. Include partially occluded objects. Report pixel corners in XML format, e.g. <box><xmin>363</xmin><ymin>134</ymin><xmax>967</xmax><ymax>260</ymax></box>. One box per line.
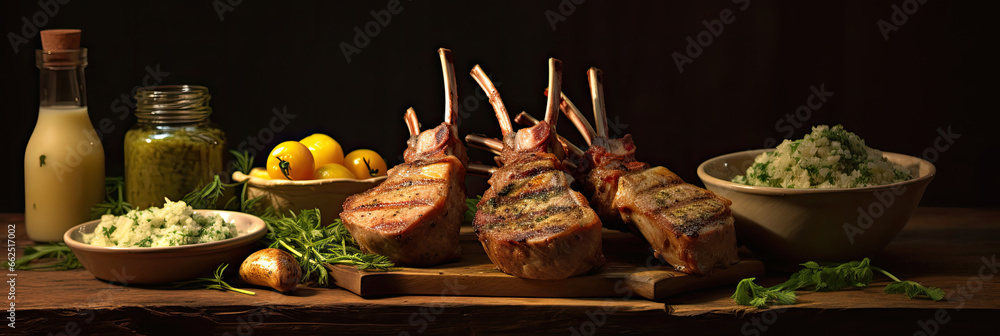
<box><xmin>135</xmin><ymin>85</ymin><xmax>212</xmax><ymax>123</ymax></box>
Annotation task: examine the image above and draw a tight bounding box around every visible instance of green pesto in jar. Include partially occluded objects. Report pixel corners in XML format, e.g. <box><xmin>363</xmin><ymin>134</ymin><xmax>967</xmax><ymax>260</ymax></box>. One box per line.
<box><xmin>124</xmin><ymin>85</ymin><xmax>225</xmax><ymax>209</ymax></box>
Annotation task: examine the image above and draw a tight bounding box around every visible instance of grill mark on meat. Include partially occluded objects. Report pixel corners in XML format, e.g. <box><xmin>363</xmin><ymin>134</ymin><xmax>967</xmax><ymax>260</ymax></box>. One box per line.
<box><xmin>649</xmin><ymin>199</ymin><xmax>731</xmax><ymax>237</ymax></box>
<box><xmin>642</xmin><ymin>184</ymin><xmax>716</xmax><ymax>209</ymax></box>
<box><xmin>623</xmin><ymin>179</ymin><xmax>731</xmax><ymax>238</ymax></box>
<box><xmin>510</xmin><ymin>166</ymin><xmax>558</xmax><ymax>180</ymax></box>
<box><xmin>618</xmin><ymin>168</ymin><xmax>684</xmax><ymax>194</ymax></box>
<box><xmin>476</xmin><ymin>204</ymin><xmax>576</xmax><ymax>231</ymax></box>
<box><xmin>343</xmin><ymin>199</ymin><xmax>435</xmax><ymax>212</ymax></box>
<box><xmin>509</xmin><ymin>183</ymin><xmax>566</xmax><ymax>202</ymax></box>
<box><xmin>374</xmin><ymin>178</ymin><xmax>446</xmax><ymax>191</ymax></box>
<box><xmin>483</xmin><ymin>183</ymin><xmax>567</xmax><ymax>210</ymax></box>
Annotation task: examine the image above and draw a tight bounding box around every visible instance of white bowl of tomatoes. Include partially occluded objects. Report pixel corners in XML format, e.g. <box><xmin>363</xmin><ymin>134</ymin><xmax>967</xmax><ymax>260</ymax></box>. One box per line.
<box><xmin>232</xmin><ymin>134</ymin><xmax>388</xmax><ymax>219</ymax></box>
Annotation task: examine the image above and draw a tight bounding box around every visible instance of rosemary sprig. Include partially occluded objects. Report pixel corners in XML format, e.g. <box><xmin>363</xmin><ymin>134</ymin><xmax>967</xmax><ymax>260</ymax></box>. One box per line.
<box><xmin>182</xmin><ymin>175</ymin><xmax>235</xmax><ymax>209</ymax></box>
<box><xmin>261</xmin><ymin>209</ymin><xmax>394</xmax><ymax>286</ymax></box>
<box><xmin>173</xmin><ymin>263</ymin><xmax>255</xmax><ymax>295</ymax></box>
<box><xmin>181</xmin><ymin>150</ymin><xmax>267</xmax><ymax>214</ymax></box>
<box><xmin>90</xmin><ymin>177</ymin><xmax>133</xmax><ymax>219</ymax></box>
<box><xmin>14</xmin><ymin>243</ymin><xmax>82</xmax><ymax>270</ymax></box>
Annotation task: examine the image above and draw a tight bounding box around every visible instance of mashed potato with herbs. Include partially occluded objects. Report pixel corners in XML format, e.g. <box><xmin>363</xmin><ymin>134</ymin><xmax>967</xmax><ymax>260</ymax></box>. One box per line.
<box><xmin>84</xmin><ymin>199</ymin><xmax>237</xmax><ymax>247</ymax></box>
<box><xmin>732</xmin><ymin>125</ymin><xmax>912</xmax><ymax>188</ymax></box>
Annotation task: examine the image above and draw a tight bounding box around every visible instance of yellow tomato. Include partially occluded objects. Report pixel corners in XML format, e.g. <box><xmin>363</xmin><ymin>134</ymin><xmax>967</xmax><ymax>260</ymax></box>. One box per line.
<box><xmin>314</xmin><ymin>163</ymin><xmax>356</xmax><ymax>179</ymax></box>
<box><xmin>250</xmin><ymin>168</ymin><xmax>271</xmax><ymax>179</ymax></box>
<box><xmin>267</xmin><ymin>141</ymin><xmax>315</xmax><ymax>180</ymax></box>
<box><xmin>300</xmin><ymin>133</ymin><xmax>344</xmax><ymax>166</ymax></box>
<box><xmin>344</xmin><ymin>149</ymin><xmax>387</xmax><ymax>179</ymax></box>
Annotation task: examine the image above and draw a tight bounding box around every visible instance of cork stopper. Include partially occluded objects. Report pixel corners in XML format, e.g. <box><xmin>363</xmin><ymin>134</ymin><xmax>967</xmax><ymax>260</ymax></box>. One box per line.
<box><xmin>40</xmin><ymin>29</ymin><xmax>81</xmax><ymax>51</ymax></box>
<box><xmin>38</xmin><ymin>29</ymin><xmax>83</xmax><ymax>68</ymax></box>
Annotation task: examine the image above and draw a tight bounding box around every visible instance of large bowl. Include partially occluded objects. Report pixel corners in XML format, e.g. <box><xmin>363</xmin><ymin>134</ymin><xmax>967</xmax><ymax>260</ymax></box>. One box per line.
<box><xmin>232</xmin><ymin>168</ymin><xmax>386</xmax><ymax>219</ymax></box>
<box><xmin>64</xmin><ymin>210</ymin><xmax>267</xmax><ymax>284</ymax></box>
<box><xmin>697</xmin><ymin>149</ymin><xmax>935</xmax><ymax>270</ymax></box>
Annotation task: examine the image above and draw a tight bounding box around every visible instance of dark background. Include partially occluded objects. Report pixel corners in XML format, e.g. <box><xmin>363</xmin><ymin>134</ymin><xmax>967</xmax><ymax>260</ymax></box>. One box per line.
<box><xmin>2</xmin><ymin>0</ymin><xmax>996</xmax><ymax>212</ymax></box>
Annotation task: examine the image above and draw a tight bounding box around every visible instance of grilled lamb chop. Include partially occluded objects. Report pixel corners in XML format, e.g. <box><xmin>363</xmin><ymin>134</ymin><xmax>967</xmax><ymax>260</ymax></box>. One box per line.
<box><xmin>340</xmin><ymin>48</ymin><xmax>467</xmax><ymax>267</ymax></box>
<box><xmin>467</xmin><ymin>59</ymin><xmax>605</xmax><ymax>280</ymax></box>
<box><xmin>532</xmin><ymin>68</ymin><xmax>738</xmax><ymax>275</ymax></box>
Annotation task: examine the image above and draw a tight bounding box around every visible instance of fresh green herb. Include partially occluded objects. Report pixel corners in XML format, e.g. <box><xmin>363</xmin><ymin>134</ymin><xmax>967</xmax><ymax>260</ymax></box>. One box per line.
<box><xmin>873</xmin><ymin>267</ymin><xmax>946</xmax><ymax>300</ymax></box>
<box><xmin>14</xmin><ymin>243</ymin><xmax>81</xmax><ymax>270</ymax></box>
<box><xmin>182</xmin><ymin>150</ymin><xmax>267</xmax><ymax>214</ymax></box>
<box><xmin>775</xmin><ymin>259</ymin><xmax>873</xmax><ymax>292</ymax></box>
<box><xmin>173</xmin><ymin>263</ymin><xmax>255</xmax><ymax>295</ymax></box>
<box><xmin>464</xmin><ymin>196</ymin><xmax>482</xmax><ymax>224</ymax></box>
<box><xmin>101</xmin><ymin>225</ymin><xmax>117</xmax><ymax>238</ymax></box>
<box><xmin>732</xmin><ymin>258</ymin><xmax>944</xmax><ymax>308</ymax></box>
<box><xmin>732</xmin><ymin>277</ymin><xmax>797</xmax><ymax>308</ymax></box>
<box><xmin>262</xmin><ymin>209</ymin><xmax>394</xmax><ymax>287</ymax></box>
<box><xmin>181</xmin><ymin>175</ymin><xmax>231</xmax><ymax>209</ymax></box>
<box><xmin>90</xmin><ymin>177</ymin><xmax>133</xmax><ymax>219</ymax></box>
<box><xmin>883</xmin><ymin>281</ymin><xmax>946</xmax><ymax>300</ymax></box>
<box><xmin>39</xmin><ymin>155</ymin><xmax>46</xmax><ymax>167</ymax></box>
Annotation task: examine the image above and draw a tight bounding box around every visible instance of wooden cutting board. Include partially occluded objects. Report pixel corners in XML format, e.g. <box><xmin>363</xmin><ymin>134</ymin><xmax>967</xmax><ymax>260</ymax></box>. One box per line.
<box><xmin>327</xmin><ymin>227</ymin><xmax>764</xmax><ymax>300</ymax></box>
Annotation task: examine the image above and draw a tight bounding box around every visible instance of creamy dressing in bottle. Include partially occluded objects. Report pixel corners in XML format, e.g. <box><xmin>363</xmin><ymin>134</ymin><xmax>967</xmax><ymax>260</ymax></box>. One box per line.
<box><xmin>24</xmin><ymin>30</ymin><xmax>105</xmax><ymax>242</ymax></box>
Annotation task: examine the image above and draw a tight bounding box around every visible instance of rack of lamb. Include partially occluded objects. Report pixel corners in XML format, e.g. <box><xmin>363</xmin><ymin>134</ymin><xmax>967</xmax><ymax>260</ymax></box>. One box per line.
<box><xmin>523</xmin><ymin>68</ymin><xmax>739</xmax><ymax>275</ymax></box>
<box><xmin>340</xmin><ymin>48</ymin><xmax>468</xmax><ymax>267</ymax></box>
<box><xmin>466</xmin><ymin>58</ymin><xmax>605</xmax><ymax>280</ymax></box>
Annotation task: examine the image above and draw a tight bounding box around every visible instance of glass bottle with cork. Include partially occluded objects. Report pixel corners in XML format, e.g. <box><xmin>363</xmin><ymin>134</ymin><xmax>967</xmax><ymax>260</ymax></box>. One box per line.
<box><xmin>24</xmin><ymin>29</ymin><xmax>106</xmax><ymax>242</ymax></box>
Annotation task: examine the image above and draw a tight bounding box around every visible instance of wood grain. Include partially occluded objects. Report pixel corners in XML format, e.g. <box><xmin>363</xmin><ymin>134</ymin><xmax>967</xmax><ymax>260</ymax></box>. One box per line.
<box><xmin>327</xmin><ymin>227</ymin><xmax>764</xmax><ymax>300</ymax></box>
<box><xmin>8</xmin><ymin>207</ymin><xmax>1000</xmax><ymax>335</ymax></box>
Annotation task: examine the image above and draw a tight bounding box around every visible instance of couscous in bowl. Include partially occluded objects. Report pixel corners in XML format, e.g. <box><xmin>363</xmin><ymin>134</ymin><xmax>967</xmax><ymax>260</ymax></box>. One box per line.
<box><xmin>698</xmin><ymin>149</ymin><xmax>934</xmax><ymax>271</ymax></box>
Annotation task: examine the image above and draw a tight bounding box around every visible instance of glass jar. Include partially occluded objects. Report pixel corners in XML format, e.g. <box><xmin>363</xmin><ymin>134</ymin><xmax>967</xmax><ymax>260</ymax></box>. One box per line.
<box><xmin>124</xmin><ymin>85</ymin><xmax>225</xmax><ymax>209</ymax></box>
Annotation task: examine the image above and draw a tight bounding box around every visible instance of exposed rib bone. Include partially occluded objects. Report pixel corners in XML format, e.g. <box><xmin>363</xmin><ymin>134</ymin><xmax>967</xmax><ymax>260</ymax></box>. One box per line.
<box><xmin>404</xmin><ymin>107</ymin><xmax>420</xmax><ymax>137</ymax></box>
<box><xmin>439</xmin><ymin>48</ymin><xmax>458</xmax><ymax>126</ymax></box>
<box><xmin>513</xmin><ymin>111</ymin><xmax>584</xmax><ymax>158</ymax></box>
<box><xmin>544</xmin><ymin>58</ymin><xmax>563</xmax><ymax>127</ymax></box>
<box><xmin>471</xmin><ymin>65</ymin><xmax>513</xmax><ymax>136</ymax></box>
<box><xmin>588</xmin><ymin>67</ymin><xmax>608</xmax><ymax>138</ymax></box>
<box><xmin>544</xmin><ymin>89</ymin><xmax>596</xmax><ymax>146</ymax></box>
<box><xmin>467</xmin><ymin>163</ymin><xmax>498</xmax><ymax>176</ymax></box>
<box><xmin>464</xmin><ymin>134</ymin><xmax>503</xmax><ymax>155</ymax></box>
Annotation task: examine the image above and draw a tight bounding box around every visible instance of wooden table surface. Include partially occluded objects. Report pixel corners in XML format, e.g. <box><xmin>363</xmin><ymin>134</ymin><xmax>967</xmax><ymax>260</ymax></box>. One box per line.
<box><xmin>8</xmin><ymin>207</ymin><xmax>999</xmax><ymax>335</ymax></box>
